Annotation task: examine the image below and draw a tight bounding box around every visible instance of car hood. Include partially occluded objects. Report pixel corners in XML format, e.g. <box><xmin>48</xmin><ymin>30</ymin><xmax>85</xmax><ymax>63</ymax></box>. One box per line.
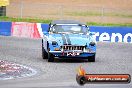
<box><xmin>47</xmin><ymin>33</ymin><xmax>93</xmax><ymax>46</ymax></box>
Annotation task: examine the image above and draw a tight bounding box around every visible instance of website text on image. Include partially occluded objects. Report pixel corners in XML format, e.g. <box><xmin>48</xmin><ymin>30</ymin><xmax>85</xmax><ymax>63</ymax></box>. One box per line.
<box><xmin>94</xmin><ymin>32</ymin><xmax>132</xmax><ymax>43</ymax></box>
<box><xmin>89</xmin><ymin>26</ymin><xmax>132</xmax><ymax>43</ymax></box>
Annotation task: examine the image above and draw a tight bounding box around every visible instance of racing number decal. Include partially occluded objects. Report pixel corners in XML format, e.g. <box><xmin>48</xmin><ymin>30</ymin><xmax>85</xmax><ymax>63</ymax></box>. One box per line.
<box><xmin>67</xmin><ymin>52</ymin><xmax>80</xmax><ymax>56</ymax></box>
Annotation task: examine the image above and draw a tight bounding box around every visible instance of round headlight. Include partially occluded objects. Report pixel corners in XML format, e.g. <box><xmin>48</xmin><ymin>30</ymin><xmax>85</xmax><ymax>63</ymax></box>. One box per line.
<box><xmin>52</xmin><ymin>41</ymin><xmax>58</xmax><ymax>45</ymax></box>
<box><xmin>89</xmin><ymin>42</ymin><xmax>95</xmax><ymax>46</ymax></box>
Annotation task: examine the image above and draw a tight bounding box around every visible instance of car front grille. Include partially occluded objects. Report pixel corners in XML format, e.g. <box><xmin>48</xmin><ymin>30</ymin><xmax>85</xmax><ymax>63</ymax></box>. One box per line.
<box><xmin>61</xmin><ymin>45</ymin><xmax>86</xmax><ymax>51</ymax></box>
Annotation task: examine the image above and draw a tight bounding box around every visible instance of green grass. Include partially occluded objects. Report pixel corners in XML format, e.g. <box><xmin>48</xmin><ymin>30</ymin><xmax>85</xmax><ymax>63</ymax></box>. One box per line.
<box><xmin>0</xmin><ymin>16</ymin><xmax>132</xmax><ymax>27</ymax></box>
<box><xmin>87</xmin><ymin>22</ymin><xmax>132</xmax><ymax>27</ymax></box>
<box><xmin>0</xmin><ymin>16</ymin><xmax>52</xmax><ymax>23</ymax></box>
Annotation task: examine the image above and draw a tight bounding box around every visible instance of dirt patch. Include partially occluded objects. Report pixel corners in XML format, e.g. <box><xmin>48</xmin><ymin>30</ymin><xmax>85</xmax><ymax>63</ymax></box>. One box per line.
<box><xmin>6</xmin><ymin>0</ymin><xmax>132</xmax><ymax>23</ymax></box>
<box><xmin>10</xmin><ymin>0</ymin><xmax>132</xmax><ymax>9</ymax></box>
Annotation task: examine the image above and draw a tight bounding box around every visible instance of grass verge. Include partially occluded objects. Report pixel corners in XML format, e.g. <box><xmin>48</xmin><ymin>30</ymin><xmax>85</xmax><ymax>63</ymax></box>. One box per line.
<box><xmin>0</xmin><ymin>16</ymin><xmax>52</xmax><ymax>23</ymax></box>
<box><xmin>87</xmin><ymin>22</ymin><xmax>132</xmax><ymax>27</ymax></box>
<box><xmin>0</xmin><ymin>16</ymin><xmax>132</xmax><ymax>27</ymax></box>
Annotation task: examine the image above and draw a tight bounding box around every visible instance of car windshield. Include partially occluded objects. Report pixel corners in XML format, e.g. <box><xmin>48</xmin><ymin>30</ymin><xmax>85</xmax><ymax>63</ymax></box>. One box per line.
<box><xmin>51</xmin><ymin>24</ymin><xmax>88</xmax><ymax>34</ymax></box>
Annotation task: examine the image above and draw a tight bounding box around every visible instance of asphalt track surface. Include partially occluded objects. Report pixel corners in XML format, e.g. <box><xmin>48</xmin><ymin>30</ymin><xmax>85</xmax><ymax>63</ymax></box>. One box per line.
<box><xmin>0</xmin><ymin>36</ymin><xmax>132</xmax><ymax>88</ymax></box>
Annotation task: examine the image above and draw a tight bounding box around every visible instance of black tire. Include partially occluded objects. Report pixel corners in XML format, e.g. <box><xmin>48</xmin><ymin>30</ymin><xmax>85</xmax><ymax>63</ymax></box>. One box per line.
<box><xmin>42</xmin><ymin>39</ymin><xmax>44</xmax><ymax>59</ymax></box>
<box><xmin>88</xmin><ymin>54</ymin><xmax>95</xmax><ymax>62</ymax></box>
<box><xmin>42</xmin><ymin>47</ymin><xmax>48</xmax><ymax>59</ymax></box>
<box><xmin>48</xmin><ymin>52</ymin><xmax>54</xmax><ymax>62</ymax></box>
<box><xmin>42</xmin><ymin>46</ymin><xmax>44</xmax><ymax>59</ymax></box>
<box><xmin>42</xmin><ymin>39</ymin><xmax>48</xmax><ymax>59</ymax></box>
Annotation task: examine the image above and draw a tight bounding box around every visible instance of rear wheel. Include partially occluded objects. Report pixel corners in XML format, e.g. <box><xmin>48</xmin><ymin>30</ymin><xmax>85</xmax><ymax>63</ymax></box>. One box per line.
<box><xmin>88</xmin><ymin>54</ymin><xmax>95</xmax><ymax>62</ymax></box>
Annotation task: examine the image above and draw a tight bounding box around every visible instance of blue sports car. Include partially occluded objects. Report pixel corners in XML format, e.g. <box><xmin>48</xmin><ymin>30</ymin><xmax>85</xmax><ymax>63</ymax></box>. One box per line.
<box><xmin>42</xmin><ymin>20</ymin><xmax>96</xmax><ymax>62</ymax></box>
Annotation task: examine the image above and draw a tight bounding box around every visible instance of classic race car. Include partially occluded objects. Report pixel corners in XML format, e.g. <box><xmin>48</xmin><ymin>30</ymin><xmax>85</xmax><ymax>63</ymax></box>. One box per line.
<box><xmin>42</xmin><ymin>20</ymin><xmax>96</xmax><ymax>62</ymax></box>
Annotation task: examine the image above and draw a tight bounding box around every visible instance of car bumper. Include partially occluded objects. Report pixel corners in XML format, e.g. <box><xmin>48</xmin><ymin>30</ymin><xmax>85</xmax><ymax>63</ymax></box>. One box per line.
<box><xmin>49</xmin><ymin>51</ymin><xmax>95</xmax><ymax>59</ymax></box>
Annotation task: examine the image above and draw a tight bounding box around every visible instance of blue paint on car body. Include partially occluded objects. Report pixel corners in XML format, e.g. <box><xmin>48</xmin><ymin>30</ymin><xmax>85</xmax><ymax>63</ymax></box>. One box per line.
<box><xmin>42</xmin><ymin>20</ymin><xmax>96</xmax><ymax>62</ymax></box>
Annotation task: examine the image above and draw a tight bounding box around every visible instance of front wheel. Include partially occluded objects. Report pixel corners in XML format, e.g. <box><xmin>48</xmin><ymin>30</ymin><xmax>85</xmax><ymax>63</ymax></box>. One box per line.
<box><xmin>42</xmin><ymin>47</ymin><xmax>48</xmax><ymax>59</ymax></box>
<box><xmin>88</xmin><ymin>54</ymin><xmax>95</xmax><ymax>62</ymax></box>
<box><xmin>42</xmin><ymin>46</ymin><xmax>44</xmax><ymax>59</ymax></box>
<box><xmin>42</xmin><ymin>39</ymin><xmax>48</xmax><ymax>59</ymax></box>
<box><xmin>48</xmin><ymin>52</ymin><xmax>54</xmax><ymax>62</ymax></box>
